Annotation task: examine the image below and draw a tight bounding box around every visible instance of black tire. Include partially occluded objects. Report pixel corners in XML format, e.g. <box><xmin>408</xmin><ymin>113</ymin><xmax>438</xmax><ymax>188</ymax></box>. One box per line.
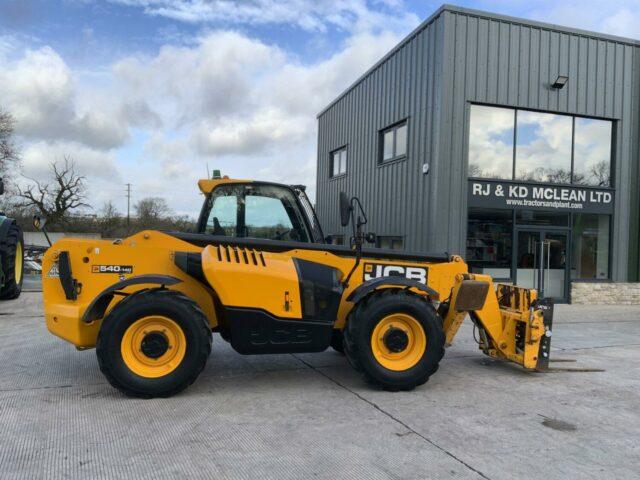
<box><xmin>343</xmin><ymin>289</ymin><xmax>445</xmax><ymax>391</ymax></box>
<box><xmin>0</xmin><ymin>222</ymin><xmax>24</xmax><ymax>300</ymax></box>
<box><xmin>97</xmin><ymin>289</ymin><xmax>212</xmax><ymax>398</ymax></box>
<box><xmin>330</xmin><ymin>329</ymin><xmax>345</xmax><ymax>354</ymax></box>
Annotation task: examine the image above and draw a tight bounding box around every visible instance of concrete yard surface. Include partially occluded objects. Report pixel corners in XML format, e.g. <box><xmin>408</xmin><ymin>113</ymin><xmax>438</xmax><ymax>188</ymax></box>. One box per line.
<box><xmin>1</xmin><ymin>292</ymin><xmax>639</xmax><ymax>479</ymax></box>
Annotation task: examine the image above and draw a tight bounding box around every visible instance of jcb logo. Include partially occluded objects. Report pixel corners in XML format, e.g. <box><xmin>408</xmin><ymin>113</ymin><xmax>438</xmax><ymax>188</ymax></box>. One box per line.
<box><xmin>363</xmin><ymin>263</ymin><xmax>428</xmax><ymax>284</ymax></box>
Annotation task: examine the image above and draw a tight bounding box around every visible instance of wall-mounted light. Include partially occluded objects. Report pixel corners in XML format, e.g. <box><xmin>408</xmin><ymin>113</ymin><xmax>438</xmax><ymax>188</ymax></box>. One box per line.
<box><xmin>551</xmin><ymin>75</ymin><xmax>569</xmax><ymax>89</ymax></box>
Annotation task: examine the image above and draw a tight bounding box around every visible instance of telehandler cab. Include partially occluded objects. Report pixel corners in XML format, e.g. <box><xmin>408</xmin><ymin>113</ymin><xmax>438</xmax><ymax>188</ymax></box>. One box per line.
<box><xmin>41</xmin><ymin>176</ymin><xmax>553</xmax><ymax>398</ymax></box>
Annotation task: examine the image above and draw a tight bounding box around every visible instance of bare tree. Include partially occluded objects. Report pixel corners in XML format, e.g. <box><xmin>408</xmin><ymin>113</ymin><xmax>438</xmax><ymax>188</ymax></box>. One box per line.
<box><xmin>589</xmin><ymin>160</ymin><xmax>610</xmax><ymax>186</ymax></box>
<box><xmin>135</xmin><ymin>197</ymin><xmax>172</xmax><ymax>229</ymax></box>
<box><xmin>17</xmin><ymin>157</ymin><xmax>90</xmax><ymax>227</ymax></box>
<box><xmin>468</xmin><ymin>163</ymin><xmax>484</xmax><ymax>177</ymax></box>
<box><xmin>545</xmin><ymin>168</ymin><xmax>573</xmax><ymax>184</ymax></box>
<box><xmin>135</xmin><ymin>197</ymin><xmax>171</xmax><ymax>220</ymax></box>
<box><xmin>99</xmin><ymin>201</ymin><xmax>122</xmax><ymax>238</ymax></box>
<box><xmin>0</xmin><ymin>109</ymin><xmax>19</xmax><ymax>179</ymax></box>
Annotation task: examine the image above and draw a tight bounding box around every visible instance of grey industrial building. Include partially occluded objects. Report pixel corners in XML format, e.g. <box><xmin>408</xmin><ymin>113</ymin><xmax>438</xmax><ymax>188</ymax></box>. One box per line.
<box><xmin>315</xmin><ymin>4</ymin><xmax>640</xmax><ymax>303</ymax></box>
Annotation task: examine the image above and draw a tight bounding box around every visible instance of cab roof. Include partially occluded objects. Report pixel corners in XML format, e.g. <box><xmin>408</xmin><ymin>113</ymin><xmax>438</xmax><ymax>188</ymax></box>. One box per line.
<box><xmin>197</xmin><ymin>178</ymin><xmax>251</xmax><ymax>194</ymax></box>
<box><xmin>197</xmin><ymin>178</ymin><xmax>306</xmax><ymax>194</ymax></box>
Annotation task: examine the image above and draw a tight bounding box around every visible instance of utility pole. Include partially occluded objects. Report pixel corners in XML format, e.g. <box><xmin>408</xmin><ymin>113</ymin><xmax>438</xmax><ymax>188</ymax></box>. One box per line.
<box><xmin>125</xmin><ymin>183</ymin><xmax>132</xmax><ymax>226</ymax></box>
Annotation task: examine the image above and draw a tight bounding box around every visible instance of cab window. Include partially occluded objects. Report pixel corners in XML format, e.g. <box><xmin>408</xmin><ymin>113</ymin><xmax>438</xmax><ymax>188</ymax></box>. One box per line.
<box><xmin>245</xmin><ymin>196</ymin><xmax>296</xmax><ymax>240</ymax></box>
<box><xmin>207</xmin><ymin>195</ymin><xmax>236</xmax><ymax>235</ymax></box>
<box><xmin>203</xmin><ymin>184</ymin><xmax>311</xmax><ymax>242</ymax></box>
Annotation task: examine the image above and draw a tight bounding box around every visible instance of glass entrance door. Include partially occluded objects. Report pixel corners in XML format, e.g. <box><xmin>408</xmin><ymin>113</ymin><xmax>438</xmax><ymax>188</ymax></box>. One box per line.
<box><xmin>516</xmin><ymin>229</ymin><xmax>569</xmax><ymax>301</ymax></box>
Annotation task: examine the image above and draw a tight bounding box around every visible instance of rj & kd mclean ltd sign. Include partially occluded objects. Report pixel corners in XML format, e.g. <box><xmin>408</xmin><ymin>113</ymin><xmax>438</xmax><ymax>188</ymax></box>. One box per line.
<box><xmin>468</xmin><ymin>179</ymin><xmax>614</xmax><ymax>214</ymax></box>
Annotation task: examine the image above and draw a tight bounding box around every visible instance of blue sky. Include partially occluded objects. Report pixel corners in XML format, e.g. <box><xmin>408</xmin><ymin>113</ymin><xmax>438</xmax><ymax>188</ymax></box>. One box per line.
<box><xmin>1</xmin><ymin>0</ymin><xmax>638</xmax><ymax>216</ymax></box>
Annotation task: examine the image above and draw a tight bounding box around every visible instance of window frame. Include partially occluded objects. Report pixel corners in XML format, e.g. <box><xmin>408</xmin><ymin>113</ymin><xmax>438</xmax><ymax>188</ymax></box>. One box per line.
<box><xmin>379</xmin><ymin>120</ymin><xmax>408</xmax><ymax>165</ymax></box>
<box><xmin>571</xmin><ymin>116</ymin><xmax>615</xmax><ymax>187</ymax></box>
<box><xmin>467</xmin><ymin>103</ymin><xmax>615</xmax><ymax>188</ymax></box>
<box><xmin>375</xmin><ymin>235</ymin><xmax>404</xmax><ymax>250</ymax></box>
<box><xmin>330</xmin><ymin>146</ymin><xmax>348</xmax><ymax>178</ymax></box>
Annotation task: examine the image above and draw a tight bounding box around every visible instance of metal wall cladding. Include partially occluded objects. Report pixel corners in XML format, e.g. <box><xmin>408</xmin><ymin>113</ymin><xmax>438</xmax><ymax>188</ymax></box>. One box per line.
<box><xmin>315</xmin><ymin>13</ymin><xmax>445</xmax><ymax>254</ymax></box>
<box><xmin>316</xmin><ymin>6</ymin><xmax>640</xmax><ymax>281</ymax></box>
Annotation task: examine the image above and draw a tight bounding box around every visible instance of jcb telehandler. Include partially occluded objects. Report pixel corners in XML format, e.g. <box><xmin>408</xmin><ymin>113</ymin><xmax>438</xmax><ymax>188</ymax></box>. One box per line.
<box><xmin>0</xmin><ymin>178</ymin><xmax>24</xmax><ymax>301</ymax></box>
<box><xmin>40</xmin><ymin>176</ymin><xmax>553</xmax><ymax>398</ymax></box>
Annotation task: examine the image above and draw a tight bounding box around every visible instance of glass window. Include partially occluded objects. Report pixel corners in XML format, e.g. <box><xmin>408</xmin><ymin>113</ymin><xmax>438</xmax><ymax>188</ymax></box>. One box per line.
<box><xmin>376</xmin><ymin>236</ymin><xmax>404</xmax><ymax>250</ymax></box>
<box><xmin>515</xmin><ymin>111</ymin><xmax>572</xmax><ymax>183</ymax></box>
<box><xmin>468</xmin><ymin>106</ymin><xmax>614</xmax><ymax>186</ymax></box>
<box><xmin>245</xmin><ymin>196</ymin><xmax>295</xmax><ymax>240</ymax></box>
<box><xmin>380</xmin><ymin>121</ymin><xmax>408</xmax><ymax>163</ymax></box>
<box><xmin>571</xmin><ymin>214</ymin><xmax>610</xmax><ymax>280</ymax></box>
<box><xmin>206</xmin><ymin>195</ymin><xmax>236</xmax><ymax>235</ymax></box>
<box><xmin>573</xmin><ymin>118</ymin><xmax>612</xmax><ymax>186</ymax></box>
<box><xmin>466</xmin><ymin>208</ymin><xmax>513</xmax><ymax>279</ymax></box>
<box><xmin>468</xmin><ymin>105</ymin><xmax>514</xmax><ymax>179</ymax></box>
<box><xmin>331</xmin><ymin>147</ymin><xmax>347</xmax><ymax>177</ymax></box>
<box><xmin>395</xmin><ymin>124</ymin><xmax>407</xmax><ymax>157</ymax></box>
<box><xmin>516</xmin><ymin>211</ymin><xmax>569</xmax><ymax>227</ymax></box>
<box><xmin>383</xmin><ymin>130</ymin><xmax>394</xmax><ymax>161</ymax></box>
<box><xmin>204</xmin><ymin>184</ymin><xmax>311</xmax><ymax>242</ymax></box>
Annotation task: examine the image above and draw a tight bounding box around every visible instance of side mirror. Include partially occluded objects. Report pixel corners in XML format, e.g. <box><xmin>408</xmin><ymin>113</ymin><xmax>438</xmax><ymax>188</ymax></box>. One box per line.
<box><xmin>339</xmin><ymin>191</ymin><xmax>352</xmax><ymax>227</ymax></box>
<box><xmin>33</xmin><ymin>215</ymin><xmax>47</xmax><ymax>231</ymax></box>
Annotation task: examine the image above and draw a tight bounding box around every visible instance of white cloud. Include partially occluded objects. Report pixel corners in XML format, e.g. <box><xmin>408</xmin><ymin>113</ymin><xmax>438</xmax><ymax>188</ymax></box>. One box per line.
<box><xmin>20</xmin><ymin>141</ymin><xmax>122</xmax><ymax>183</ymax></box>
<box><xmin>599</xmin><ymin>8</ymin><xmax>640</xmax><ymax>39</ymax></box>
<box><xmin>1</xmin><ymin>2</ymin><xmax>418</xmax><ymax>215</ymax></box>
<box><xmin>112</xmin><ymin>28</ymin><xmax>403</xmax><ymax>203</ymax></box>
<box><xmin>477</xmin><ymin>0</ymin><xmax>640</xmax><ymax>40</ymax></box>
<box><xmin>113</xmin><ymin>31</ymin><xmax>286</xmax><ymax>125</ymax></box>
<box><xmin>110</xmin><ymin>0</ymin><xmax>420</xmax><ymax>34</ymax></box>
<box><xmin>16</xmin><ymin>140</ymin><xmax>124</xmax><ymax>212</ymax></box>
<box><xmin>0</xmin><ymin>46</ymin><xmax>131</xmax><ymax>149</ymax></box>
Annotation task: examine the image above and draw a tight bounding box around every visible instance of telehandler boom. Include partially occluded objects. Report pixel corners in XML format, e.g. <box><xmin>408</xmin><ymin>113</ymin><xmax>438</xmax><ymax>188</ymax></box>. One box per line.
<box><xmin>41</xmin><ymin>177</ymin><xmax>553</xmax><ymax>398</ymax></box>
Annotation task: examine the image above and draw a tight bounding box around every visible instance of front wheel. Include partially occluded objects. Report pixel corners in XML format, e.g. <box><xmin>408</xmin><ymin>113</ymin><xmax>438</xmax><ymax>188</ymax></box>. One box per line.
<box><xmin>97</xmin><ymin>289</ymin><xmax>212</xmax><ymax>398</ymax></box>
<box><xmin>344</xmin><ymin>290</ymin><xmax>445</xmax><ymax>391</ymax></box>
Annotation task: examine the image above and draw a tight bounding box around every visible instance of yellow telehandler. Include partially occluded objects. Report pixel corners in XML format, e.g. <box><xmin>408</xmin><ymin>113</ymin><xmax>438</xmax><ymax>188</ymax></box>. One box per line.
<box><xmin>40</xmin><ymin>176</ymin><xmax>553</xmax><ymax>398</ymax></box>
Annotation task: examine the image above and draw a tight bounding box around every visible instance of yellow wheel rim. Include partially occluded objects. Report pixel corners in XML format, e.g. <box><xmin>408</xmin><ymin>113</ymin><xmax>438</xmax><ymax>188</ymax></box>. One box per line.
<box><xmin>121</xmin><ymin>316</ymin><xmax>187</xmax><ymax>378</ymax></box>
<box><xmin>371</xmin><ymin>313</ymin><xmax>427</xmax><ymax>371</ymax></box>
<box><xmin>14</xmin><ymin>241</ymin><xmax>22</xmax><ymax>284</ymax></box>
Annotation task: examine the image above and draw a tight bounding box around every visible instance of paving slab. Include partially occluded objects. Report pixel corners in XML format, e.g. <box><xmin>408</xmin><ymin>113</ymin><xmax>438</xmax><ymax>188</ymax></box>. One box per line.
<box><xmin>1</xmin><ymin>293</ymin><xmax>639</xmax><ymax>479</ymax></box>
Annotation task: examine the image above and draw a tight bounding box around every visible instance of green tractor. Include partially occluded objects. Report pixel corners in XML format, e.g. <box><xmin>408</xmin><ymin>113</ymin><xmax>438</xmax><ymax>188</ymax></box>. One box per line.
<box><xmin>0</xmin><ymin>178</ymin><xmax>24</xmax><ymax>300</ymax></box>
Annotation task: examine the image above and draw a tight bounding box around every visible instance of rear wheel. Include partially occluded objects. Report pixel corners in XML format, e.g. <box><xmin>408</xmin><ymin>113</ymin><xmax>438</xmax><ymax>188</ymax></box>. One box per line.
<box><xmin>97</xmin><ymin>289</ymin><xmax>212</xmax><ymax>398</ymax></box>
<box><xmin>344</xmin><ymin>290</ymin><xmax>444</xmax><ymax>391</ymax></box>
<box><xmin>0</xmin><ymin>223</ymin><xmax>24</xmax><ymax>300</ymax></box>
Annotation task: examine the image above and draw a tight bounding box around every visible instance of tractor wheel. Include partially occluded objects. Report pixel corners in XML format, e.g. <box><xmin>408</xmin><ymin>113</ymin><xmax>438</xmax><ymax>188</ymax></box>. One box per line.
<box><xmin>330</xmin><ymin>330</ymin><xmax>345</xmax><ymax>354</ymax></box>
<box><xmin>0</xmin><ymin>223</ymin><xmax>24</xmax><ymax>300</ymax></box>
<box><xmin>97</xmin><ymin>289</ymin><xmax>212</xmax><ymax>398</ymax></box>
<box><xmin>343</xmin><ymin>289</ymin><xmax>445</xmax><ymax>391</ymax></box>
